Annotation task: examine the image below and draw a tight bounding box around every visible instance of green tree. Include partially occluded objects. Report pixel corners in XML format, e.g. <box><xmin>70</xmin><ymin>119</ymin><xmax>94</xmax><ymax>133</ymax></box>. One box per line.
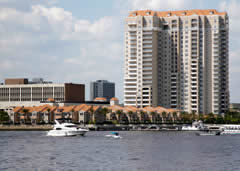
<box><xmin>216</xmin><ymin>114</ymin><xmax>225</xmax><ymax>124</ymax></box>
<box><xmin>172</xmin><ymin>112</ymin><xmax>177</xmax><ymax>123</ymax></box>
<box><xmin>128</xmin><ymin>111</ymin><xmax>134</xmax><ymax>123</ymax></box>
<box><xmin>47</xmin><ymin>108</ymin><xmax>51</xmax><ymax>124</ymax></box>
<box><xmin>150</xmin><ymin>111</ymin><xmax>157</xmax><ymax>124</ymax></box>
<box><xmin>22</xmin><ymin>108</ymin><xmax>30</xmax><ymax>124</ymax></box>
<box><xmin>89</xmin><ymin>106</ymin><xmax>94</xmax><ymax>123</ymax></box>
<box><xmin>0</xmin><ymin>111</ymin><xmax>10</xmax><ymax>123</ymax></box>
<box><xmin>205</xmin><ymin>113</ymin><xmax>216</xmax><ymax>124</ymax></box>
<box><xmin>162</xmin><ymin>111</ymin><xmax>167</xmax><ymax>123</ymax></box>
<box><xmin>116</xmin><ymin>110</ymin><xmax>123</xmax><ymax>123</ymax></box>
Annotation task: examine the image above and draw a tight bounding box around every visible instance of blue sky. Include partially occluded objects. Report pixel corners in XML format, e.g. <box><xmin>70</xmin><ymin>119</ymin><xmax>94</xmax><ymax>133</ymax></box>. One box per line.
<box><xmin>0</xmin><ymin>0</ymin><xmax>239</xmax><ymax>103</ymax></box>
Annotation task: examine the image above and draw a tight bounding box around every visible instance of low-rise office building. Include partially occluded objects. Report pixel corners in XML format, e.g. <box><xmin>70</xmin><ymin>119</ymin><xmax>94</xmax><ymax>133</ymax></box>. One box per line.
<box><xmin>0</xmin><ymin>78</ymin><xmax>85</xmax><ymax>110</ymax></box>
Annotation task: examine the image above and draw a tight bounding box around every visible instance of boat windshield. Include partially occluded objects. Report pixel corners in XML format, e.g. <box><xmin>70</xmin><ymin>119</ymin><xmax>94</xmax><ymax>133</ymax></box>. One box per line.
<box><xmin>65</xmin><ymin>125</ymin><xmax>78</xmax><ymax>128</ymax></box>
<box><xmin>111</xmin><ymin>132</ymin><xmax>119</xmax><ymax>136</ymax></box>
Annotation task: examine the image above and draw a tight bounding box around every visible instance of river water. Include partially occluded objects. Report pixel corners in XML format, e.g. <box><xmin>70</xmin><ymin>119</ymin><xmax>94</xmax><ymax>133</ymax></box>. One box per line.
<box><xmin>0</xmin><ymin>131</ymin><xmax>240</xmax><ymax>171</ymax></box>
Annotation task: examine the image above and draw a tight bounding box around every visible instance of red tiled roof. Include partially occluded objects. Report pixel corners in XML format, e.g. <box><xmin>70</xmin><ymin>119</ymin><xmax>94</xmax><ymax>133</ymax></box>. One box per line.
<box><xmin>129</xmin><ymin>9</ymin><xmax>227</xmax><ymax>17</ymax></box>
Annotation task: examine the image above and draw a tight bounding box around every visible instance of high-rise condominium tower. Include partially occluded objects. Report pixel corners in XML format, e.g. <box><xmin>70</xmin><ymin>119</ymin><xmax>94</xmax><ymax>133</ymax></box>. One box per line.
<box><xmin>124</xmin><ymin>9</ymin><xmax>229</xmax><ymax>114</ymax></box>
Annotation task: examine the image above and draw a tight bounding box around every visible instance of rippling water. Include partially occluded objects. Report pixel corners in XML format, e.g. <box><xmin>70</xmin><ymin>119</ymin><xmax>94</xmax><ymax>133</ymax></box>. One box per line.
<box><xmin>1</xmin><ymin>131</ymin><xmax>240</xmax><ymax>171</ymax></box>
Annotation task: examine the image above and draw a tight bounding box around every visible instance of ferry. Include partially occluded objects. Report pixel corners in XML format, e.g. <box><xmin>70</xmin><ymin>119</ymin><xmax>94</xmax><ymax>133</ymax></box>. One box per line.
<box><xmin>220</xmin><ymin>125</ymin><xmax>240</xmax><ymax>135</ymax></box>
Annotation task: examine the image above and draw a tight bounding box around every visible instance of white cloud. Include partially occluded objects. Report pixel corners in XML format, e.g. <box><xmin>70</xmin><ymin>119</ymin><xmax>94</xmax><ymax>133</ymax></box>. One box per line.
<box><xmin>128</xmin><ymin>0</ymin><xmax>192</xmax><ymax>11</ymax></box>
<box><xmin>0</xmin><ymin>4</ymin><xmax>123</xmax><ymax>100</ymax></box>
<box><xmin>219</xmin><ymin>0</ymin><xmax>240</xmax><ymax>35</ymax></box>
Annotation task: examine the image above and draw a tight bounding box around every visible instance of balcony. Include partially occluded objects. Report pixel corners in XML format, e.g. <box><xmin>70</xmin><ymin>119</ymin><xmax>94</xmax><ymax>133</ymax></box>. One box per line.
<box><xmin>143</xmin><ymin>49</ymin><xmax>152</xmax><ymax>53</ymax></box>
<box><xmin>143</xmin><ymin>40</ymin><xmax>152</xmax><ymax>44</ymax></box>
<box><xmin>143</xmin><ymin>32</ymin><xmax>152</xmax><ymax>35</ymax></box>
<box><xmin>143</xmin><ymin>45</ymin><xmax>152</xmax><ymax>48</ymax></box>
<box><xmin>143</xmin><ymin>36</ymin><xmax>152</xmax><ymax>40</ymax></box>
<box><xmin>129</xmin><ymin>36</ymin><xmax>137</xmax><ymax>40</ymax></box>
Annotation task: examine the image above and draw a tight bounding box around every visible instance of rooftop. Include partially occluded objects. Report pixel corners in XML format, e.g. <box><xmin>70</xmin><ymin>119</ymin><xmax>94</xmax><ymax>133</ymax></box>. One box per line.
<box><xmin>128</xmin><ymin>9</ymin><xmax>227</xmax><ymax>17</ymax></box>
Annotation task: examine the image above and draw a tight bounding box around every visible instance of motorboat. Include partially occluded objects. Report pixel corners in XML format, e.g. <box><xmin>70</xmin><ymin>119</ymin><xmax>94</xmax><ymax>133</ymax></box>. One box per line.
<box><xmin>181</xmin><ymin>120</ymin><xmax>206</xmax><ymax>131</ymax></box>
<box><xmin>105</xmin><ymin>132</ymin><xmax>122</xmax><ymax>139</ymax></box>
<box><xmin>47</xmin><ymin>120</ymin><xmax>89</xmax><ymax>137</ymax></box>
<box><xmin>220</xmin><ymin>125</ymin><xmax>240</xmax><ymax>135</ymax></box>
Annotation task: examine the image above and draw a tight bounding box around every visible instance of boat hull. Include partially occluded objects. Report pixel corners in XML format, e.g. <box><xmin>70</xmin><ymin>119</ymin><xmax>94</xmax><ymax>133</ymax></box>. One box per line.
<box><xmin>47</xmin><ymin>130</ymin><xmax>88</xmax><ymax>137</ymax></box>
<box><xmin>221</xmin><ymin>131</ymin><xmax>240</xmax><ymax>135</ymax></box>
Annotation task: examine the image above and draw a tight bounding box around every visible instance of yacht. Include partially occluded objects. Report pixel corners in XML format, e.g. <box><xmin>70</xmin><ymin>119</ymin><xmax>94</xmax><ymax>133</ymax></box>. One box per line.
<box><xmin>47</xmin><ymin>120</ymin><xmax>89</xmax><ymax>137</ymax></box>
<box><xmin>220</xmin><ymin>125</ymin><xmax>240</xmax><ymax>135</ymax></box>
<box><xmin>181</xmin><ymin>120</ymin><xmax>206</xmax><ymax>131</ymax></box>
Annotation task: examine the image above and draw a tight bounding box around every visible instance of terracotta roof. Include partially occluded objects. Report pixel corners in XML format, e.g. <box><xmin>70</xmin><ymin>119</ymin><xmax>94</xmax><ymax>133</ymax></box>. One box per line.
<box><xmin>12</xmin><ymin>104</ymin><xmax>179</xmax><ymax>116</ymax></box>
<box><xmin>62</xmin><ymin>106</ymin><xmax>76</xmax><ymax>113</ymax></box>
<box><xmin>93</xmin><ymin>106</ymin><xmax>100</xmax><ymax>111</ymax></box>
<box><xmin>13</xmin><ymin>106</ymin><xmax>24</xmax><ymax>113</ymax></box>
<box><xmin>142</xmin><ymin>106</ymin><xmax>157</xmax><ymax>113</ymax></box>
<box><xmin>18</xmin><ymin>107</ymin><xmax>32</xmax><ymax>114</ymax></box>
<box><xmin>94</xmin><ymin>97</ymin><xmax>107</xmax><ymax>101</ymax></box>
<box><xmin>107</xmin><ymin>105</ymin><xmax>123</xmax><ymax>112</ymax></box>
<box><xmin>47</xmin><ymin>98</ymin><xmax>55</xmax><ymax>102</ymax></box>
<box><xmin>42</xmin><ymin>106</ymin><xmax>57</xmax><ymax>113</ymax></box>
<box><xmin>129</xmin><ymin>9</ymin><xmax>227</xmax><ymax>17</ymax></box>
<box><xmin>123</xmin><ymin>106</ymin><xmax>138</xmax><ymax>113</ymax></box>
<box><xmin>110</xmin><ymin>97</ymin><xmax>119</xmax><ymax>101</ymax></box>
<box><xmin>74</xmin><ymin>104</ymin><xmax>86</xmax><ymax>111</ymax></box>
<box><xmin>74</xmin><ymin>104</ymin><xmax>92</xmax><ymax>112</ymax></box>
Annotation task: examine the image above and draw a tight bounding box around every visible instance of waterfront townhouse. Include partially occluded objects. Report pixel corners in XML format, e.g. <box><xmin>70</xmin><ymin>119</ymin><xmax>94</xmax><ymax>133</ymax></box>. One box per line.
<box><xmin>11</xmin><ymin>104</ymin><xmax>179</xmax><ymax>124</ymax></box>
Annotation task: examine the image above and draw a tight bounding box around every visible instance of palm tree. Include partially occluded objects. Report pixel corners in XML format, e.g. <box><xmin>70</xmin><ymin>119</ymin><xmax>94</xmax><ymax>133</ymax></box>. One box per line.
<box><xmin>172</xmin><ymin>112</ymin><xmax>177</xmax><ymax>123</ymax></box>
<box><xmin>191</xmin><ymin>111</ymin><xmax>197</xmax><ymax>122</ymax></box>
<box><xmin>150</xmin><ymin>112</ymin><xmax>156</xmax><ymax>124</ymax></box>
<box><xmin>89</xmin><ymin>106</ymin><xmax>94</xmax><ymax>123</ymax></box>
<box><xmin>198</xmin><ymin>113</ymin><xmax>204</xmax><ymax>121</ymax></box>
<box><xmin>140</xmin><ymin>111</ymin><xmax>147</xmax><ymax>123</ymax></box>
<box><xmin>128</xmin><ymin>111</ymin><xmax>134</xmax><ymax>123</ymax></box>
<box><xmin>46</xmin><ymin>108</ymin><xmax>51</xmax><ymax>124</ymax></box>
<box><xmin>162</xmin><ymin>111</ymin><xmax>167</xmax><ymax>123</ymax></box>
<box><xmin>22</xmin><ymin>108</ymin><xmax>29</xmax><ymax>124</ymax></box>
<box><xmin>71</xmin><ymin>108</ymin><xmax>76</xmax><ymax>123</ymax></box>
<box><xmin>116</xmin><ymin>110</ymin><xmax>123</xmax><ymax>123</ymax></box>
<box><xmin>101</xmin><ymin>107</ymin><xmax>109</xmax><ymax>123</ymax></box>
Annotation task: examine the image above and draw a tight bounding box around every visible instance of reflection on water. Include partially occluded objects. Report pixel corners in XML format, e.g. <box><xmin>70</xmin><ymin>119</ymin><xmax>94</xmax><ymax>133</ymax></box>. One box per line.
<box><xmin>1</xmin><ymin>131</ymin><xmax>240</xmax><ymax>171</ymax></box>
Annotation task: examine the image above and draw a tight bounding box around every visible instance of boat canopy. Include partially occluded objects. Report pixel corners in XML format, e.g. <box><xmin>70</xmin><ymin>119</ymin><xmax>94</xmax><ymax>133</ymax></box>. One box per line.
<box><xmin>111</xmin><ymin>132</ymin><xmax>119</xmax><ymax>135</ymax></box>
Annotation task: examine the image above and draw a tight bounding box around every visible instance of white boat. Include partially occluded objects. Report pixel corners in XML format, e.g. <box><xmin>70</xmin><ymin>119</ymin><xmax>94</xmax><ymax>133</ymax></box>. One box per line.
<box><xmin>220</xmin><ymin>125</ymin><xmax>240</xmax><ymax>135</ymax></box>
<box><xmin>47</xmin><ymin>120</ymin><xmax>89</xmax><ymax>137</ymax></box>
<box><xmin>105</xmin><ymin>132</ymin><xmax>122</xmax><ymax>139</ymax></box>
<box><xmin>181</xmin><ymin>120</ymin><xmax>205</xmax><ymax>131</ymax></box>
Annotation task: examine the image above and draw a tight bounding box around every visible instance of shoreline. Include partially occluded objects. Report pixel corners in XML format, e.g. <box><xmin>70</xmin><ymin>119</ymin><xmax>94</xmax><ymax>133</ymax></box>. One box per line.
<box><xmin>0</xmin><ymin>124</ymin><xmax>225</xmax><ymax>131</ymax></box>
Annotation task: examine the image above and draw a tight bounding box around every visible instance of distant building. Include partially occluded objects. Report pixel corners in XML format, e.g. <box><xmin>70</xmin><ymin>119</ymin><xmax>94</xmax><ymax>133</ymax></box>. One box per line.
<box><xmin>90</xmin><ymin>80</ymin><xmax>115</xmax><ymax>101</ymax></box>
<box><xmin>5</xmin><ymin>78</ymin><xmax>28</xmax><ymax>85</ymax></box>
<box><xmin>110</xmin><ymin>97</ymin><xmax>119</xmax><ymax>106</ymax></box>
<box><xmin>0</xmin><ymin>78</ymin><xmax>85</xmax><ymax>110</ymax></box>
<box><xmin>229</xmin><ymin>103</ymin><xmax>240</xmax><ymax>112</ymax></box>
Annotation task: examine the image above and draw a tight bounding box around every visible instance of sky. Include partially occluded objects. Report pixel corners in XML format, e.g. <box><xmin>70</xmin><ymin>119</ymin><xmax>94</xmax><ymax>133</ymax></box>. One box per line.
<box><xmin>0</xmin><ymin>0</ymin><xmax>240</xmax><ymax>103</ymax></box>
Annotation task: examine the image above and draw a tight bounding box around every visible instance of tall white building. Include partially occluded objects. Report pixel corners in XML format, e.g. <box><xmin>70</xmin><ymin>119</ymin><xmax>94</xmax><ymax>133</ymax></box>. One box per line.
<box><xmin>124</xmin><ymin>9</ymin><xmax>229</xmax><ymax>114</ymax></box>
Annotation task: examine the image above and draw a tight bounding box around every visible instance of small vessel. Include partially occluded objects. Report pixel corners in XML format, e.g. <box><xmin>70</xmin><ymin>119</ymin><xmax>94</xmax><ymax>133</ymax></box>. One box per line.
<box><xmin>220</xmin><ymin>125</ymin><xmax>240</xmax><ymax>135</ymax></box>
<box><xmin>181</xmin><ymin>120</ymin><xmax>206</xmax><ymax>131</ymax></box>
<box><xmin>47</xmin><ymin>120</ymin><xmax>89</xmax><ymax>137</ymax></box>
<box><xmin>105</xmin><ymin>132</ymin><xmax>122</xmax><ymax>139</ymax></box>
<box><xmin>196</xmin><ymin>131</ymin><xmax>221</xmax><ymax>136</ymax></box>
